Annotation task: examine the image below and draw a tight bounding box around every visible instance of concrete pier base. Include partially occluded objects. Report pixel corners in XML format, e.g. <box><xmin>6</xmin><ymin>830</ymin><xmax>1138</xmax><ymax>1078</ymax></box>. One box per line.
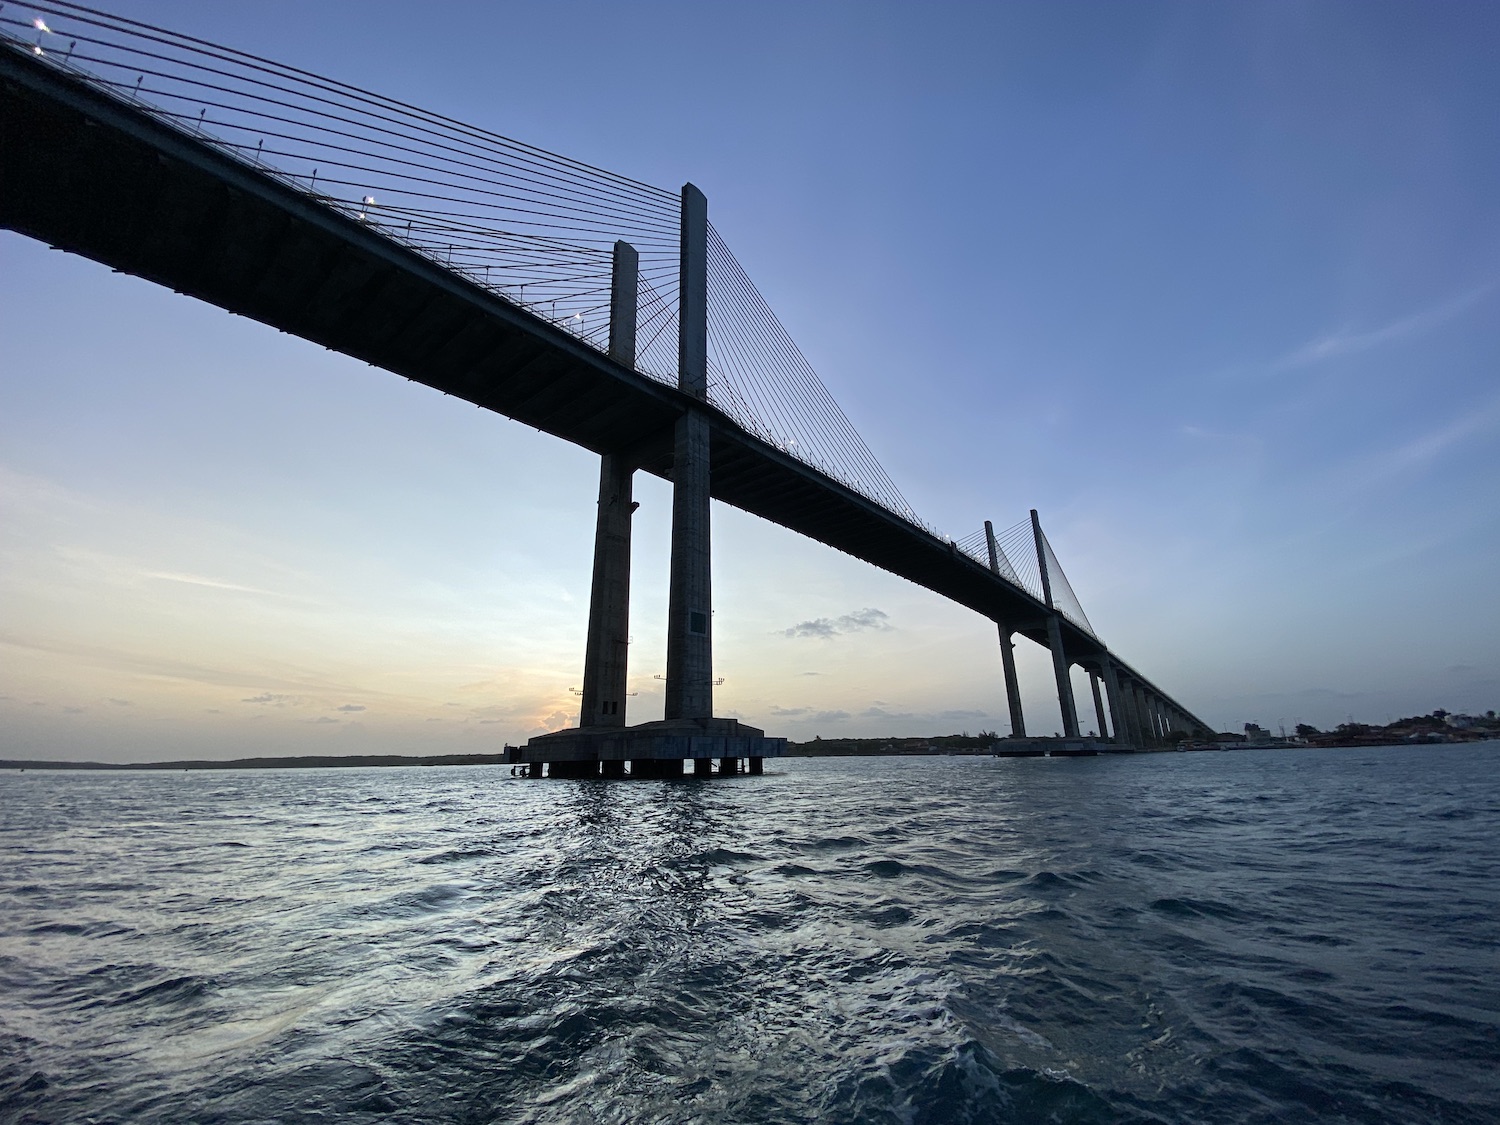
<box><xmin>993</xmin><ymin>737</ymin><xmax>1112</xmax><ymax>758</ymax></box>
<box><xmin>519</xmin><ymin>716</ymin><xmax>786</xmax><ymax>779</ymax></box>
<box><xmin>549</xmin><ymin>759</ymin><xmax>600</xmax><ymax>780</ymax></box>
<box><xmin>631</xmin><ymin>757</ymin><xmax>684</xmax><ymax>779</ymax></box>
<box><xmin>748</xmin><ymin>756</ymin><xmax>764</xmax><ymax>775</ymax></box>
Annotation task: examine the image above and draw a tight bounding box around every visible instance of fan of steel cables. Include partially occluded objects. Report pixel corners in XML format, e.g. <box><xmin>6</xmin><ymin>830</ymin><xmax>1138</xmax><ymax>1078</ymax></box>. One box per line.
<box><xmin>2</xmin><ymin>1</ymin><xmax>681</xmax><ymax>360</ymax></box>
<box><xmin>704</xmin><ymin>227</ymin><xmax>930</xmax><ymax>529</ymax></box>
<box><xmin>1036</xmin><ymin>526</ymin><xmax>1094</xmax><ymax>635</ymax></box>
<box><xmin>3</xmin><ymin>0</ymin><xmax>944</xmax><ymax>538</ymax></box>
<box><xmin>955</xmin><ymin>519</ymin><xmax>1095</xmax><ymax>635</ymax></box>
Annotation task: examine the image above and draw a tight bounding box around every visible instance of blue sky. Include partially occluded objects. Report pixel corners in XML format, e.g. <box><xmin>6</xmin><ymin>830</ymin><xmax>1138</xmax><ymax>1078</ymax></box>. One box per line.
<box><xmin>3</xmin><ymin>0</ymin><xmax>1498</xmax><ymax>760</ymax></box>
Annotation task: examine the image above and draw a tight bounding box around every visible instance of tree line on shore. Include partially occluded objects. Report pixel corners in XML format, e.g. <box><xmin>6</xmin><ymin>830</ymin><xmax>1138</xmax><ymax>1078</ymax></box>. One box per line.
<box><xmin>1273</xmin><ymin>709</ymin><xmax>1500</xmax><ymax>746</ymax></box>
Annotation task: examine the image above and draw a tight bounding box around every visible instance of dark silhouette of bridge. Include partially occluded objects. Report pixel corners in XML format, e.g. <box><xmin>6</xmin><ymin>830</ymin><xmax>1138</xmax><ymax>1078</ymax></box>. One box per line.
<box><xmin>0</xmin><ymin>3</ymin><xmax>1214</xmax><ymax>774</ymax></box>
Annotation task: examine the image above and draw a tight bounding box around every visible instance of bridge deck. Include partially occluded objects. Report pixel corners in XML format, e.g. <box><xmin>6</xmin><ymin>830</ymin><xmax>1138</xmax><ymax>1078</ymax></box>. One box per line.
<box><xmin>0</xmin><ymin>44</ymin><xmax>1202</xmax><ymax>726</ymax></box>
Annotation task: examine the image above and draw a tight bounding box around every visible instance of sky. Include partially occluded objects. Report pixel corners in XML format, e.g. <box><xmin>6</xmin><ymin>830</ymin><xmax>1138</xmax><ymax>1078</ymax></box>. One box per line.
<box><xmin>3</xmin><ymin>0</ymin><xmax>1498</xmax><ymax>762</ymax></box>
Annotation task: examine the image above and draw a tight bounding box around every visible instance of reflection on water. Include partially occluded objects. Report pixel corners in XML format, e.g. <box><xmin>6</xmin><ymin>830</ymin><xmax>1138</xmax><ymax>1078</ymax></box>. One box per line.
<box><xmin>2</xmin><ymin>746</ymin><xmax>1497</xmax><ymax>1123</ymax></box>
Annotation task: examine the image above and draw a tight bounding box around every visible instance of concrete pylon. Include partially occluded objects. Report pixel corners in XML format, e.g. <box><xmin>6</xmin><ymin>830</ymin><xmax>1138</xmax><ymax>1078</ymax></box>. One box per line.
<box><xmin>1129</xmin><ymin>684</ymin><xmax>1146</xmax><ymax>744</ymax></box>
<box><xmin>1133</xmin><ymin>684</ymin><xmax>1154</xmax><ymax>746</ymax></box>
<box><xmin>1118</xmin><ymin>675</ymin><xmax>1143</xmax><ymax>747</ymax></box>
<box><xmin>984</xmin><ymin>520</ymin><xmax>1025</xmax><ymax>737</ymax></box>
<box><xmin>579</xmin><ymin>242</ymin><xmax>639</xmax><ymax>728</ymax></box>
<box><xmin>1128</xmin><ymin>684</ymin><xmax>1152</xmax><ymax>744</ymax></box>
<box><xmin>664</xmin><ymin>184</ymin><xmax>713</xmax><ymax>721</ymax></box>
<box><xmin>1099</xmin><ymin>657</ymin><xmax>1131</xmax><ymax>748</ymax></box>
<box><xmin>1088</xmin><ymin>670</ymin><xmax>1108</xmax><ymax>740</ymax></box>
<box><xmin>1031</xmin><ymin>509</ymin><xmax>1080</xmax><ymax>738</ymax></box>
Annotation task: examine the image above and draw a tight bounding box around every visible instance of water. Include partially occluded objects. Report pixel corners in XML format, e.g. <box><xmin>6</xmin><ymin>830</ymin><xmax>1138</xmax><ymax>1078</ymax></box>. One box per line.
<box><xmin>1</xmin><ymin>745</ymin><xmax>1496</xmax><ymax>1124</ymax></box>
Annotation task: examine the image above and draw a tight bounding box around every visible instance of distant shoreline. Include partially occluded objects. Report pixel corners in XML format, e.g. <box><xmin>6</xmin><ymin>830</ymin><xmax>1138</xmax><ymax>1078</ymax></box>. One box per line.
<box><xmin>0</xmin><ymin>753</ymin><xmax>513</xmax><ymax>772</ymax></box>
<box><xmin>3</xmin><ymin>739</ymin><xmax>1492</xmax><ymax>772</ymax></box>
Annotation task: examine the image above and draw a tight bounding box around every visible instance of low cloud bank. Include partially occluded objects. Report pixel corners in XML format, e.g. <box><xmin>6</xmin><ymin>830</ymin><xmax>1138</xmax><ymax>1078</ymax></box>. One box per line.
<box><xmin>782</xmin><ymin>608</ymin><xmax>891</xmax><ymax>640</ymax></box>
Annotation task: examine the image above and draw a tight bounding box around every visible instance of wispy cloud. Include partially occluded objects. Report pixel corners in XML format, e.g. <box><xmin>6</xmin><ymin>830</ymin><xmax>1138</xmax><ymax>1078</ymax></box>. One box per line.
<box><xmin>336</xmin><ymin>704</ymin><xmax>366</xmax><ymax>713</ymax></box>
<box><xmin>144</xmin><ymin>571</ymin><xmax>283</xmax><ymax>597</ymax></box>
<box><xmin>1376</xmin><ymin>395</ymin><xmax>1500</xmax><ymax>479</ymax></box>
<box><xmin>782</xmin><ymin>607</ymin><xmax>892</xmax><ymax>640</ymax></box>
<box><xmin>1330</xmin><ymin>391</ymin><xmax>1500</xmax><ymax>494</ymax></box>
<box><xmin>0</xmin><ymin>631</ymin><xmax>379</xmax><ymax>699</ymax></box>
<box><xmin>1273</xmin><ymin>283</ymin><xmax>1492</xmax><ymax>372</ymax></box>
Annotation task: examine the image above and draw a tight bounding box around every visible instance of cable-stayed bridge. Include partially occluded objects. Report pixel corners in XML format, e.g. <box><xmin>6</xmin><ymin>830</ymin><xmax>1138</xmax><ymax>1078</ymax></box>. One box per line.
<box><xmin>0</xmin><ymin>3</ymin><xmax>1213</xmax><ymax>773</ymax></box>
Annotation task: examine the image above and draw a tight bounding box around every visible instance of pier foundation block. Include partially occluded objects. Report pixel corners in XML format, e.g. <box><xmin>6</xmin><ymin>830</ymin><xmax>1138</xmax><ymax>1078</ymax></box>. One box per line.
<box><xmin>520</xmin><ymin>717</ymin><xmax>785</xmax><ymax>780</ymax></box>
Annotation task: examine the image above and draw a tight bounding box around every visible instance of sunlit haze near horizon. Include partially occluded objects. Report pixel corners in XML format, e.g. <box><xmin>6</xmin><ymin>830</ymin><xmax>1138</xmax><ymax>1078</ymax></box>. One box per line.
<box><xmin>3</xmin><ymin>0</ymin><xmax>1498</xmax><ymax>762</ymax></box>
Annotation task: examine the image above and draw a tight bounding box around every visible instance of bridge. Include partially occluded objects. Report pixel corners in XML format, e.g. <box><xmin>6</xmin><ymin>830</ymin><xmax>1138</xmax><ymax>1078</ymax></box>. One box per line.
<box><xmin>0</xmin><ymin>3</ymin><xmax>1214</xmax><ymax>775</ymax></box>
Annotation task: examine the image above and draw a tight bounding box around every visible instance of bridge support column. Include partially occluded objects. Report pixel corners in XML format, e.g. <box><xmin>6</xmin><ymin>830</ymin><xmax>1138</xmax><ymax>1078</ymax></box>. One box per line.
<box><xmin>579</xmin><ymin>241</ymin><xmax>639</xmax><ymax>728</ymax></box>
<box><xmin>749</xmin><ymin>756</ymin><xmax>764</xmax><ymax>775</ymax></box>
<box><xmin>1047</xmin><ymin>622</ymin><xmax>1079</xmax><ymax>738</ymax></box>
<box><xmin>997</xmin><ymin>626</ymin><xmax>1026</xmax><ymax>738</ymax></box>
<box><xmin>1088</xmin><ymin>670</ymin><xmax>1108</xmax><ymax>740</ymax></box>
<box><xmin>579</xmin><ymin>456</ymin><xmax>633</xmax><ymax>724</ymax></box>
<box><xmin>1032</xmin><ymin>510</ymin><xmax>1080</xmax><ymax>738</ymax></box>
<box><xmin>1117</xmin><ymin>675</ymin><xmax>1141</xmax><ymax>747</ymax></box>
<box><xmin>1133</xmin><ymin>684</ymin><xmax>1154</xmax><ymax>746</ymax></box>
<box><xmin>664</xmin><ymin>183</ymin><xmax>713</xmax><ymax>722</ymax></box>
<box><xmin>1099</xmin><ymin>658</ymin><xmax>1130</xmax><ymax>748</ymax></box>
<box><xmin>1128</xmin><ymin>684</ymin><xmax>1152</xmax><ymax>744</ymax></box>
<box><xmin>984</xmin><ymin>521</ymin><xmax>1026</xmax><ymax>738</ymax></box>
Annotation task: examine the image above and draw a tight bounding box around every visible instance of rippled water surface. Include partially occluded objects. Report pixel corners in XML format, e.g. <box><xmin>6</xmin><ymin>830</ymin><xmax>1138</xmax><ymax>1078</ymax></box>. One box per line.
<box><xmin>2</xmin><ymin>745</ymin><xmax>1497</xmax><ymax>1123</ymax></box>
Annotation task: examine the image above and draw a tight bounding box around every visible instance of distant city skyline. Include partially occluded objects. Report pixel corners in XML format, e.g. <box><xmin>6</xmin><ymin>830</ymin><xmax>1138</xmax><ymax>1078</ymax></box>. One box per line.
<box><xmin>3</xmin><ymin>0</ymin><xmax>1498</xmax><ymax>761</ymax></box>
